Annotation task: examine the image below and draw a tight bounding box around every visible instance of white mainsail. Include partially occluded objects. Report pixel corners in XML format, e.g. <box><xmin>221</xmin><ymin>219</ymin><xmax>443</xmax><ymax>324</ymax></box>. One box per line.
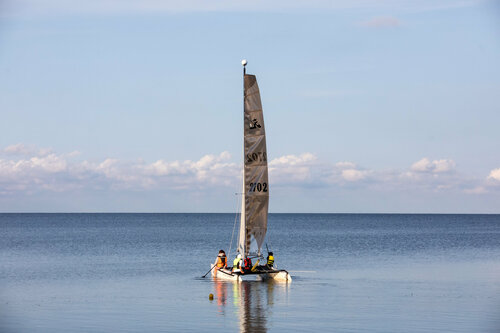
<box><xmin>237</xmin><ymin>71</ymin><xmax>269</xmax><ymax>257</ymax></box>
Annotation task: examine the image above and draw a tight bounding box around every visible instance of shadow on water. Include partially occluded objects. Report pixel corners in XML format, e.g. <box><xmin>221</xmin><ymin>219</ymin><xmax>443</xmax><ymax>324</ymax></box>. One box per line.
<box><xmin>212</xmin><ymin>279</ymin><xmax>290</xmax><ymax>333</ymax></box>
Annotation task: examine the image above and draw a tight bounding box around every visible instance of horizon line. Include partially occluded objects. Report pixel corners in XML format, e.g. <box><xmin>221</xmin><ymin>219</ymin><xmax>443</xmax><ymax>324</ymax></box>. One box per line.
<box><xmin>1</xmin><ymin>212</ymin><xmax>499</xmax><ymax>215</ymax></box>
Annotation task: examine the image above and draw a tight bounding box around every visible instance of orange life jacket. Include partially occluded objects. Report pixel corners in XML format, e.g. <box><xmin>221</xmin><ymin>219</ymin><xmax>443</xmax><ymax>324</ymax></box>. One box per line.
<box><xmin>216</xmin><ymin>255</ymin><xmax>227</xmax><ymax>268</ymax></box>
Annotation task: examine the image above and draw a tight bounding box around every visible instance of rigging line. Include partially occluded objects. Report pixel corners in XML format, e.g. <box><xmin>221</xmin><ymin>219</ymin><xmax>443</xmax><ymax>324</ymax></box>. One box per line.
<box><xmin>228</xmin><ymin>192</ymin><xmax>240</xmax><ymax>258</ymax></box>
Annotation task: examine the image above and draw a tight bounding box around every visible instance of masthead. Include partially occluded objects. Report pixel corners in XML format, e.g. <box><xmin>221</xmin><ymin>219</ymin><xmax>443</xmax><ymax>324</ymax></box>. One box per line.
<box><xmin>242</xmin><ymin>59</ymin><xmax>247</xmax><ymax>75</ymax></box>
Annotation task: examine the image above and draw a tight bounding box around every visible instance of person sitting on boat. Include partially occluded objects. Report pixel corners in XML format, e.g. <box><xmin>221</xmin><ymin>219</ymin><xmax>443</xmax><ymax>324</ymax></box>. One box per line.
<box><xmin>242</xmin><ymin>256</ymin><xmax>252</xmax><ymax>274</ymax></box>
<box><xmin>266</xmin><ymin>252</ymin><xmax>274</xmax><ymax>269</ymax></box>
<box><xmin>215</xmin><ymin>250</ymin><xmax>227</xmax><ymax>270</ymax></box>
<box><xmin>232</xmin><ymin>254</ymin><xmax>242</xmax><ymax>272</ymax></box>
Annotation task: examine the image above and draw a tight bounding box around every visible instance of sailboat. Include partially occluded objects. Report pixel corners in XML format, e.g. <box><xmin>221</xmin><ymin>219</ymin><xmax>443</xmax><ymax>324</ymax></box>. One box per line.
<box><xmin>210</xmin><ymin>61</ymin><xmax>292</xmax><ymax>282</ymax></box>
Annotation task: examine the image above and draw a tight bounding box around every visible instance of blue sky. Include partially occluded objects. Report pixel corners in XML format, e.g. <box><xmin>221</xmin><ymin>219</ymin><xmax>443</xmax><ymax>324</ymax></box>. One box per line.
<box><xmin>1</xmin><ymin>0</ymin><xmax>499</xmax><ymax>212</ymax></box>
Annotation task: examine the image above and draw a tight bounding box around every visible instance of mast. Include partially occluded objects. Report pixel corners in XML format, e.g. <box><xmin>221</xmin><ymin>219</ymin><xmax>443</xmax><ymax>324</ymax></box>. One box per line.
<box><xmin>237</xmin><ymin>60</ymin><xmax>269</xmax><ymax>257</ymax></box>
<box><xmin>238</xmin><ymin>60</ymin><xmax>247</xmax><ymax>256</ymax></box>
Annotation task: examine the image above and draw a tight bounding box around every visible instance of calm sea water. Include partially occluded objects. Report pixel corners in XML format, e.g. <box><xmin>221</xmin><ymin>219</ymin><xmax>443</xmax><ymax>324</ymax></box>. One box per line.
<box><xmin>0</xmin><ymin>213</ymin><xmax>499</xmax><ymax>332</ymax></box>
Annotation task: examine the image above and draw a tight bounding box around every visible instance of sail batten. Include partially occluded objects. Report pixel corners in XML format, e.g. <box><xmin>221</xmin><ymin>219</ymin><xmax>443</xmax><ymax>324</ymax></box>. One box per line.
<box><xmin>238</xmin><ymin>73</ymin><xmax>269</xmax><ymax>257</ymax></box>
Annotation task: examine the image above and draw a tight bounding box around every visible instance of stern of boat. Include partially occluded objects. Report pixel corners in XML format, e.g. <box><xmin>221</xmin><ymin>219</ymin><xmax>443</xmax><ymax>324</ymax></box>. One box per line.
<box><xmin>258</xmin><ymin>270</ymin><xmax>292</xmax><ymax>282</ymax></box>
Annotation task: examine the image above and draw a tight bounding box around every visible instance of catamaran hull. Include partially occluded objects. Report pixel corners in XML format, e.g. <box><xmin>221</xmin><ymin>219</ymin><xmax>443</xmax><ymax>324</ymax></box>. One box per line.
<box><xmin>257</xmin><ymin>270</ymin><xmax>292</xmax><ymax>282</ymax></box>
<box><xmin>211</xmin><ymin>264</ymin><xmax>291</xmax><ymax>282</ymax></box>
<box><xmin>211</xmin><ymin>265</ymin><xmax>242</xmax><ymax>282</ymax></box>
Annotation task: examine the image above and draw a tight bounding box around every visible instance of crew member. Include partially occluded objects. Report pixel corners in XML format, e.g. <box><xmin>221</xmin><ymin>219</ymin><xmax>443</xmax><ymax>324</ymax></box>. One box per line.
<box><xmin>243</xmin><ymin>256</ymin><xmax>252</xmax><ymax>274</ymax></box>
<box><xmin>266</xmin><ymin>252</ymin><xmax>274</xmax><ymax>269</ymax></box>
<box><xmin>232</xmin><ymin>254</ymin><xmax>242</xmax><ymax>272</ymax></box>
<box><xmin>215</xmin><ymin>250</ymin><xmax>227</xmax><ymax>269</ymax></box>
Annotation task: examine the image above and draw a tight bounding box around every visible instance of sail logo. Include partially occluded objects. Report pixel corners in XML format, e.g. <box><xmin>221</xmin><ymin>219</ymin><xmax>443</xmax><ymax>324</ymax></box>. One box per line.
<box><xmin>249</xmin><ymin>119</ymin><xmax>261</xmax><ymax>130</ymax></box>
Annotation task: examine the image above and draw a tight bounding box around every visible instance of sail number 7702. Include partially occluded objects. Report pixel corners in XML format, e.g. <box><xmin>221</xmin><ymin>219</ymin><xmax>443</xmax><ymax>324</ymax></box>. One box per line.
<box><xmin>249</xmin><ymin>182</ymin><xmax>268</xmax><ymax>193</ymax></box>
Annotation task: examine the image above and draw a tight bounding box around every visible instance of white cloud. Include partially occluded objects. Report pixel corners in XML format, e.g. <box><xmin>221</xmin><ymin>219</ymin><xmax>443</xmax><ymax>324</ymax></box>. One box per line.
<box><xmin>1</xmin><ymin>144</ymin><xmax>497</xmax><ymax>201</ymax></box>
<box><xmin>341</xmin><ymin>169</ymin><xmax>368</xmax><ymax>181</ymax></box>
<box><xmin>30</xmin><ymin>154</ymin><xmax>68</xmax><ymax>172</ymax></box>
<box><xmin>2</xmin><ymin>143</ymin><xmax>53</xmax><ymax>156</ymax></box>
<box><xmin>488</xmin><ymin>168</ymin><xmax>500</xmax><ymax>182</ymax></box>
<box><xmin>360</xmin><ymin>16</ymin><xmax>401</xmax><ymax>28</ymax></box>
<box><xmin>327</xmin><ymin>162</ymin><xmax>372</xmax><ymax>184</ymax></box>
<box><xmin>411</xmin><ymin>158</ymin><xmax>456</xmax><ymax>173</ymax></box>
<box><xmin>0</xmin><ymin>146</ymin><xmax>243</xmax><ymax>195</ymax></box>
<box><xmin>269</xmin><ymin>153</ymin><xmax>316</xmax><ymax>166</ymax></box>
<box><xmin>269</xmin><ymin>153</ymin><xmax>317</xmax><ymax>183</ymax></box>
<box><xmin>464</xmin><ymin>186</ymin><xmax>487</xmax><ymax>194</ymax></box>
<box><xmin>68</xmin><ymin>151</ymin><xmax>81</xmax><ymax>157</ymax></box>
<box><xmin>411</xmin><ymin>158</ymin><xmax>433</xmax><ymax>172</ymax></box>
<box><xmin>3</xmin><ymin>143</ymin><xmax>32</xmax><ymax>155</ymax></box>
<box><xmin>141</xmin><ymin>152</ymin><xmax>236</xmax><ymax>185</ymax></box>
<box><xmin>335</xmin><ymin>161</ymin><xmax>356</xmax><ymax>169</ymax></box>
<box><xmin>0</xmin><ymin>153</ymin><xmax>67</xmax><ymax>178</ymax></box>
<box><xmin>433</xmin><ymin>159</ymin><xmax>456</xmax><ymax>173</ymax></box>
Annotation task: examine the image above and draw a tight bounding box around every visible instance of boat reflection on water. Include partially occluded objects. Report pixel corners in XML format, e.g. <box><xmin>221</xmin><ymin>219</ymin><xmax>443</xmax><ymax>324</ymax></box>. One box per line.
<box><xmin>213</xmin><ymin>279</ymin><xmax>289</xmax><ymax>333</ymax></box>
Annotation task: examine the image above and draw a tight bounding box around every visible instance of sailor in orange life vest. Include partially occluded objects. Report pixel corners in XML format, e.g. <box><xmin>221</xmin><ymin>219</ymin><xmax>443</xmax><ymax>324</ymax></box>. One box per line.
<box><xmin>215</xmin><ymin>250</ymin><xmax>227</xmax><ymax>270</ymax></box>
